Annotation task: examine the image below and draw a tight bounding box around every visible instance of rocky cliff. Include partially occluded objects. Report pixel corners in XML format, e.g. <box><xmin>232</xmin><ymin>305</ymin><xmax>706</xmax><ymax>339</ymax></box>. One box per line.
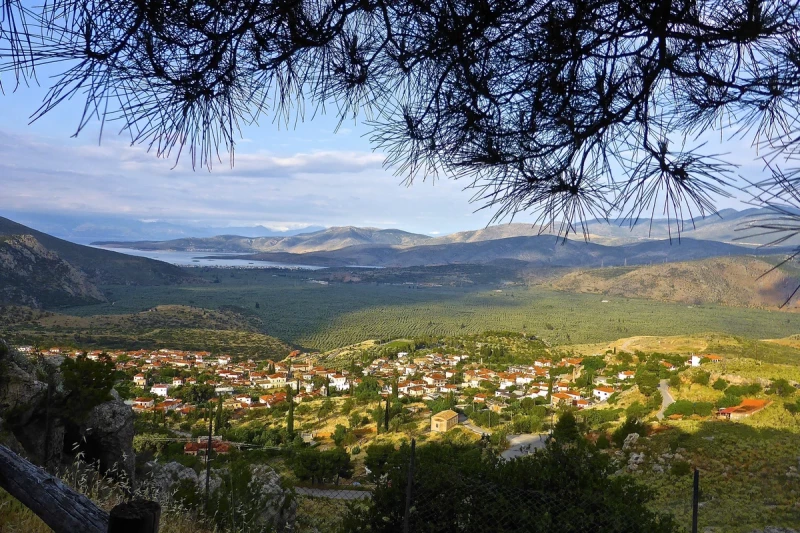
<box><xmin>0</xmin><ymin>234</ymin><xmax>106</xmax><ymax>308</ymax></box>
<box><xmin>0</xmin><ymin>339</ymin><xmax>136</xmax><ymax>482</ymax></box>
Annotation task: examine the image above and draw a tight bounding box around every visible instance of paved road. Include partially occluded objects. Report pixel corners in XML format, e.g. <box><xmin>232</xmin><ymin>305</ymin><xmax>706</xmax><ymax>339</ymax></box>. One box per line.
<box><xmin>501</xmin><ymin>433</ymin><xmax>548</xmax><ymax>460</ymax></box>
<box><xmin>458</xmin><ymin>414</ymin><xmax>493</xmax><ymax>436</ymax></box>
<box><xmin>656</xmin><ymin>379</ymin><xmax>675</xmax><ymax>420</ymax></box>
<box><xmin>295</xmin><ymin>487</ymin><xmax>372</xmax><ymax>500</ymax></box>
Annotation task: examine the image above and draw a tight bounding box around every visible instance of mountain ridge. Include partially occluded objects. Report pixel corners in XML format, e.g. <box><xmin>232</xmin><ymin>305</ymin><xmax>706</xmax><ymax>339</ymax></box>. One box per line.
<box><xmin>0</xmin><ymin>216</ymin><xmax>195</xmax><ymax>286</ymax></box>
<box><xmin>93</xmin><ymin>207</ymin><xmax>800</xmax><ymax>254</ymax></box>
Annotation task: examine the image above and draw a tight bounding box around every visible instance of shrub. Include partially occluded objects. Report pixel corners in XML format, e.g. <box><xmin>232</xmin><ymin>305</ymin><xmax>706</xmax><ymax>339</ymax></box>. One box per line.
<box><xmin>693</xmin><ymin>402</ymin><xmax>713</xmax><ymax>417</ymax></box>
<box><xmin>670</xmin><ymin>460</ymin><xmax>692</xmax><ymax>477</ymax></box>
<box><xmin>691</xmin><ymin>371</ymin><xmax>710</xmax><ymax>386</ymax></box>
<box><xmin>664</xmin><ymin>400</ymin><xmax>695</xmax><ymax>417</ymax></box>
<box><xmin>595</xmin><ymin>433</ymin><xmax>610</xmax><ymax>450</ymax></box>
<box><xmin>767</xmin><ymin>378</ymin><xmax>795</xmax><ymax>397</ymax></box>
<box><xmin>611</xmin><ymin>416</ymin><xmax>647</xmax><ymax>448</ymax></box>
<box><xmin>716</xmin><ymin>395</ymin><xmax>742</xmax><ymax>409</ymax></box>
<box><xmin>712</xmin><ymin>378</ymin><xmax>728</xmax><ymax>391</ymax></box>
<box><xmin>726</xmin><ymin>383</ymin><xmax>762</xmax><ymax>396</ymax></box>
<box><xmin>668</xmin><ymin>374</ymin><xmax>682</xmax><ymax>389</ymax></box>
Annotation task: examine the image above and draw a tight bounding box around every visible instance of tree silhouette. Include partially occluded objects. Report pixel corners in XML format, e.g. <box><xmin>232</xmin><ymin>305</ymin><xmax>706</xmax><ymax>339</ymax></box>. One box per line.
<box><xmin>2</xmin><ymin>0</ymin><xmax>800</xmax><ymax>240</ymax></box>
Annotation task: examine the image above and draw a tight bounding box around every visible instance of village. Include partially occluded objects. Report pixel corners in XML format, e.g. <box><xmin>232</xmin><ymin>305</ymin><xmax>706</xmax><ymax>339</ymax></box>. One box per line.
<box><xmin>20</xmin><ymin>342</ymin><xmax>762</xmax><ymax>452</ymax></box>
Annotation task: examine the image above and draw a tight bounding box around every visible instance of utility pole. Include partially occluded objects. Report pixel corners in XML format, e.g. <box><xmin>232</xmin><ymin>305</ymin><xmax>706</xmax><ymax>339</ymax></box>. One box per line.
<box><xmin>205</xmin><ymin>411</ymin><xmax>213</xmax><ymax>512</ymax></box>
<box><xmin>384</xmin><ymin>394</ymin><xmax>390</xmax><ymax>432</ymax></box>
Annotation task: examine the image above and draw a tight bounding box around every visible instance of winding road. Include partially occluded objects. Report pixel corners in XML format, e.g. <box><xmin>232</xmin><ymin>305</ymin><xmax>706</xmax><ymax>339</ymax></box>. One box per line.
<box><xmin>656</xmin><ymin>379</ymin><xmax>675</xmax><ymax>420</ymax></box>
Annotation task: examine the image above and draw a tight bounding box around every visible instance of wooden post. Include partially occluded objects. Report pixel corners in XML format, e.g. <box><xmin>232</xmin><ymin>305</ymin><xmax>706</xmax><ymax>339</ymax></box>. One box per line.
<box><xmin>108</xmin><ymin>500</ymin><xmax>160</xmax><ymax>533</ymax></box>
<box><xmin>0</xmin><ymin>445</ymin><xmax>109</xmax><ymax>533</ymax></box>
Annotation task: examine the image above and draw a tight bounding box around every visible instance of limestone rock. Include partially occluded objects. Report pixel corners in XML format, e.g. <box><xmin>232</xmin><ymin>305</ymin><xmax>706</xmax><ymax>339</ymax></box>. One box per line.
<box><xmin>622</xmin><ymin>432</ymin><xmax>639</xmax><ymax>450</ymax></box>
<box><xmin>81</xmin><ymin>400</ymin><xmax>136</xmax><ymax>483</ymax></box>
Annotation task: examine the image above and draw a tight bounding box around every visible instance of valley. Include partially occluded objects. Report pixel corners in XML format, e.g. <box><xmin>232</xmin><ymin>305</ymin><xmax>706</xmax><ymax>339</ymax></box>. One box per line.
<box><xmin>4</xmin><ymin>212</ymin><xmax>800</xmax><ymax>533</ymax></box>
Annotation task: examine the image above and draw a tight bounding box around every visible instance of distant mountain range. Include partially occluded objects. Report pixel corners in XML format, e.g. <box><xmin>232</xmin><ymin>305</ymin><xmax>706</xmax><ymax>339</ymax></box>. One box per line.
<box><xmin>0</xmin><ymin>216</ymin><xmax>196</xmax><ymax>307</ymax></box>
<box><xmin>92</xmin><ymin>208</ymin><xmax>798</xmax><ymax>269</ymax></box>
<box><xmin>211</xmin><ymin>236</ymin><xmax>789</xmax><ymax>268</ymax></box>
<box><xmin>95</xmin><ymin>207</ymin><xmax>798</xmax><ymax>253</ymax></box>
<box><xmin>94</xmin><ymin>226</ymin><xmax>431</xmax><ymax>253</ymax></box>
<box><xmin>2</xmin><ymin>211</ymin><xmax>324</xmax><ymax>244</ymax></box>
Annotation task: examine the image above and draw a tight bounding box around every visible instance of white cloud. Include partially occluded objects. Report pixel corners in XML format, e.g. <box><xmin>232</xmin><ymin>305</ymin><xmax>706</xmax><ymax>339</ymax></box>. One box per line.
<box><xmin>0</xmin><ymin>129</ymin><xmax>495</xmax><ymax>234</ymax></box>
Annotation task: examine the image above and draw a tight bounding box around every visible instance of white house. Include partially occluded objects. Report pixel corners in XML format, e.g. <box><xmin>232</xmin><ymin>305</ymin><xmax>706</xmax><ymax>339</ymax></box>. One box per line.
<box><xmin>235</xmin><ymin>395</ymin><xmax>253</xmax><ymax>406</ymax></box>
<box><xmin>133</xmin><ymin>374</ymin><xmax>147</xmax><ymax>387</ymax></box>
<box><xmin>618</xmin><ymin>371</ymin><xmax>635</xmax><ymax>380</ymax></box>
<box><xmin>330</xmin><ymin>374</ymin><xmax>349</xmax><ymax>391</ymax></box>
<box><xmin>150</xmin><ymin>384</ymin><xmax>170</xmax><ymax>397</ymax></box>
<box><xmin>691</xmin><ymin>354</ymin><xmax>702</xmax><ymax>367</ymax></box>
<box><xmin>592</xmin><ymin>386</ymin><xmax>615</xmax><ymax>402</ymax></box>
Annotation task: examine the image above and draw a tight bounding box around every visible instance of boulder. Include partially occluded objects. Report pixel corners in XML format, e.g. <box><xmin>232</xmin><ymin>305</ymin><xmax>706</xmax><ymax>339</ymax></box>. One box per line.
<box><xmin>250</xmin><ymin>464</ymin><xmax>297</xmax><ymax>532</ymax></box>
<box><xmin>80</xmin><ymin>400</ymin><xmax>136</xmax><ymax>484</ymax></box>
<box><xmin>622</xmin><ymin>432</ymin><xmax>639</xmax><ymax>450</ymax></box>
<box><xmin>0</xmin><ymin>346</ymin><xmax>47</xmax><ymax>427</ymax></box>
<box><xmin>145</xmin><ymin>461</ymin><xmax>295</xmax><ymax>532</ymax></box>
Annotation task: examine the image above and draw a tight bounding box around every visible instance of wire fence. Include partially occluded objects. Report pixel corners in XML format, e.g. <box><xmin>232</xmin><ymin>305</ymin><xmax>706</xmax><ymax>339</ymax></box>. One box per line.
<box><xmin>288</xmin><ymin>439</ymin><xmax>700</xmax><ymax>533</ymax></box>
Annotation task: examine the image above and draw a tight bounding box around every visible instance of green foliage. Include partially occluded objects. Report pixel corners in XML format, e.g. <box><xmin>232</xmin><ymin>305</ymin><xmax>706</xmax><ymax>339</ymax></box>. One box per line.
<box><xmin>716</xmin><ymin>395</ymin><xmax>742</xmax><ymax>409</ymax></box>
<box><xmin>60</xmin><ymin>353</ymin><xmax>115</xmax><ymax>420</ymax></box>
<box><xmin>612</xmin><ymin>416</ymin><xmax>647</xmax><ymax>448</ymax></box>
<box><xmin>767</xmin><ymin>378</ymin><xmax>795</xmax><ymax>397</ymax></box>
<box><xmin>664</xmin><ymin>400</ymin><xmax>714</xmax><ymax>417</ymax></box>
<box><xmin>292</xmin><ymin>447</ymin><xmax>353</xmax><ymax>485</ymax></box>
<box><xmin>670</xmin><ymin>460</ymin><xmax>692</xmax><ymax>477</ymax></box>
<box><xmin>343</xmin><ymin>441</ymin><xmax>681</xmax><ymax>532</ymax></box>
<box><xmin>354</xmin><ymin>376</ymin><xmax>382</xmax><ymax>401</ymax></box>
<box><xmin>668</xmin><ymin>374</ymin><xmax>682</xmax><ymax>389</ymax></box>
<box><xmin>712</xmin><ymin>378</ymin><xmax>728</xmax><ymax>391</ymax></box>
<box><xmin>725</xmin><ymin>383</ymin><xmax>762</xmax><ymax>397</ymax></box>
<box><xmin>39</xmin><ymin>270</ymin><xmax>800</xmax><ymax>353</ymax></box>
<box><xmin>583</xmin><ymin>408</ymin><xmax>622</xmax><ymax>429</ymax></box>
<box><xmin>581</xmin><ymin>356</ymin><xmax>606</xmax><ymax>372</ymax></box>
<box><xmin>691</xmin><ymin>371</ymin><xmax>710</xmax><ymax>386</ymax></box>
<box><xmin>552</xmin><ymin>411</ymin><xmax>582</xmax><ymax>445</ymax></box>
<box><xmin>172</xmin><ymin>384</ymin><xmax>215</xmax><ymax>404</ymax></box>
<box><xmin>332</xmin><ymin>424</ymin><xmax>348</xmax><ymax>447</ymax></box>
<box><xmin>595</xmin><ymin>433</ymin><xmax>610</xmax><ymax>449</ymax></box>
<box><xmin>635</xmin><ymin>368</ymin><xmax>659</xmax><ymax>396</ymax></box>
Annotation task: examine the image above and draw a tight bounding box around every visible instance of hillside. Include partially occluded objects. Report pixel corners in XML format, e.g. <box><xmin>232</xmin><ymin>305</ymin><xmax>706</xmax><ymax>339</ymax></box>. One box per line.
<box><xmin>0</xmin><ymin>235</ymin><xmax>106</xmax><ymax>307</ymax></box>
<box><xmin>0</xmin><ymin>304</ymin><xmax>292</xmax><ymax>359</ymax></box>
<box><xmin>543</xmin><ymin>256</ymin><xmax>800</xmax><ymax>310</ymax></box>
<box><xmin>0</xmin><ymin>216</ymin><xmax>194</xmax><ymax>286</ymax></box>
<box><xmin>95</xmin><ymin>226</ymin><xmax>432</xmax><ymax>254</ymax></box>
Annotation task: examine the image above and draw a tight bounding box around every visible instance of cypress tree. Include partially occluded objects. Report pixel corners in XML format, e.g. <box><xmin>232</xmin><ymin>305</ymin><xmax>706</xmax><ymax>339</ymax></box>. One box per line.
<box><xmin>287</xmin><ymin>386</ymin><xmax>295</xmax><ymax>436</ymax></box>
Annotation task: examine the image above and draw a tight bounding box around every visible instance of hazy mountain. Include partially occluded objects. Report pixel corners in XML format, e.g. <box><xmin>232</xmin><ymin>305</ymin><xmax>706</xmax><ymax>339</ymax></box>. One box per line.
<box><xmin>2</xmin><ymin>211</ymin><xmax>324</xmax><ymax>244</ymax></box>
<box><xmin>93</xmin><ymin>208</ymin><xmax>799</xmax><ymax>258</ymax></box>
<box><xmin>0</xmin><ymin>235</ymin><xmax>106</xmax><ymax>307</ymax></box>
<box><xmin>0</xmin><ymin>216</ymin><xmax>194</xmax><ymax>287</ymax></box>
<box><xmin>96</xmin><ymin>226</ymin><xmax>433</xmax><ymax>254</ymax></box>
<box><xmin>543</xmin><ymin>256</ymin><xmax>800</xmax><ymax>310</ymax></box>
<box><xmin>222</xmin><ymin>235</ymin><xmax>781</xmax><ymax>268</ymax></box>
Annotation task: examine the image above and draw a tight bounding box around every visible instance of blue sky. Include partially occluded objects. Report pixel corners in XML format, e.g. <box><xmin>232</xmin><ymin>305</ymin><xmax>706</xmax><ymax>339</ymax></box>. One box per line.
<box><xmin>0</xmin><ymin>68</ymin><xmax>758</xmax><ymax>237</ymax></box>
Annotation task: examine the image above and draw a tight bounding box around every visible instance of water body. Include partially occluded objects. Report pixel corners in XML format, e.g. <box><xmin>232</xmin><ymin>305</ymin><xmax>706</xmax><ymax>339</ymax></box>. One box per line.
<box><xmin>95</xmin><ymin>247</ymin><xmax>325</xmax><ymax>270</ymax></box>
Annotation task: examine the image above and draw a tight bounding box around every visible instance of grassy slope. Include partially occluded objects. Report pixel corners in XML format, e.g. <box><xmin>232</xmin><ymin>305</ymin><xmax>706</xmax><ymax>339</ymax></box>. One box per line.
<box><xmin>543</xmin><ymin>256</ymin><xmax>800</xmax><ymax>311</ymax></box>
